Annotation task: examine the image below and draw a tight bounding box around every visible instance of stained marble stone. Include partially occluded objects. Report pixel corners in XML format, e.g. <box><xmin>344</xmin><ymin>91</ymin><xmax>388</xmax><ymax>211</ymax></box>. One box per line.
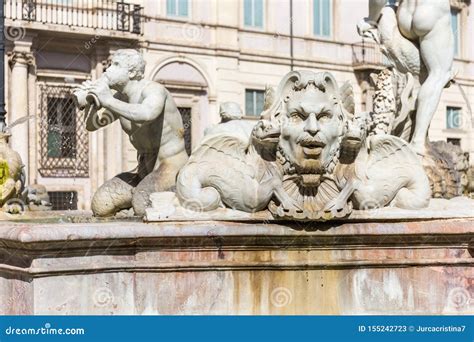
<box><xmin>0</xmin><ymin>217</ymin><xmax>472</xmax><ymax>314</ymax></box>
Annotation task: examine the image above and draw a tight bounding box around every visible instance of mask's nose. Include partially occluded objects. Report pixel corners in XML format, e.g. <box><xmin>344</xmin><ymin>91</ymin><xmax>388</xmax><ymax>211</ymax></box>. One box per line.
<box><xmin>304</xmin><ymin>113</ymin><xmax>320</xmax><ymax>135</ymax></box>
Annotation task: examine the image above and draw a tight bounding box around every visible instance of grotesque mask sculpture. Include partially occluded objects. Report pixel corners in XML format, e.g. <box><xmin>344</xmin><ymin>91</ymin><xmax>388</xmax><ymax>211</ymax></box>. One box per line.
<box><xmin>149</xmin><ymin>70</ymin><xmax>431</xmax><ymax>222</ymax></box>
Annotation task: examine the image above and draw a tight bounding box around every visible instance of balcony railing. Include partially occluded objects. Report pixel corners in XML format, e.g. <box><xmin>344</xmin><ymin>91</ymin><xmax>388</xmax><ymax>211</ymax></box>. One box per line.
<box><xmin>5</xmin><ymin>0</ymin><xmax>143</xmax><ymax>34</ymax></box>
<box><xmin>352</xmin><ymin>41</ymin><xmax>392</xmax><ymax>70</ymax></box>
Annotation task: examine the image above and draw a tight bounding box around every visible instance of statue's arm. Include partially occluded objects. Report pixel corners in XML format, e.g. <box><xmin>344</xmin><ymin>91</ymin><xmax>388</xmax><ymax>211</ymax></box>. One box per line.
<box><xmin>100</xmin><ymin>85</ymin><xmax>166</xmax><ymax>123</ymax></box>
<box><xmin>368</xmin><ymin>0</ymin><xmax>388</xmax><ymax>23</ymax></box>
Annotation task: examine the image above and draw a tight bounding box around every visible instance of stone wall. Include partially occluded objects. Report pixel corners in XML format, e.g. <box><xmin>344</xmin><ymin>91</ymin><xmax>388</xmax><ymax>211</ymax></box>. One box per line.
<box><xmin>0</xmin><ymin>219</ymin><xmax>472</xmax><ymax>314</ymax></box>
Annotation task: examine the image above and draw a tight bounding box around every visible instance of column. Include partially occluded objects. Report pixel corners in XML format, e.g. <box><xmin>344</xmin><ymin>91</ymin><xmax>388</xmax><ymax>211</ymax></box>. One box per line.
<box><xmin>27</xmin><ymin>61</ymin><xmax>37</xmax><ymax>185</ymax></box>
<box><xmin>9</xmin><ymin>41</ymin><xmax>34</xmax><ymax>183</ymax></box>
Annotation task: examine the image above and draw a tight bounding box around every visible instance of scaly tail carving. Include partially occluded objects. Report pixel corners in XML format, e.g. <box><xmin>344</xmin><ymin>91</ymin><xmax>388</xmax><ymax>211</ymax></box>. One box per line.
<box><xmin>176</xmin><ymin>163</ymin><xmax>221</xmax><ymax>211</ymax></box>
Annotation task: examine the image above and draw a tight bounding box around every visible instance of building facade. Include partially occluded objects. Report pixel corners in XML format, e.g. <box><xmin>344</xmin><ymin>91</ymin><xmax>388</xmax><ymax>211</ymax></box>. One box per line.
<box><xmin>3</xmin><ymin>0</ymin><xmax>473</xmax><ymax>210</ymax></box>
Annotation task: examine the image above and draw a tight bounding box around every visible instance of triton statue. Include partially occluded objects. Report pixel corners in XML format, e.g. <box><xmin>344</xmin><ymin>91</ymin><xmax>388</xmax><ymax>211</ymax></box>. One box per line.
<box><xmin>74</xmin><ymin>49</ymin><xmax>188</xmax><ymax>217</ymax></box>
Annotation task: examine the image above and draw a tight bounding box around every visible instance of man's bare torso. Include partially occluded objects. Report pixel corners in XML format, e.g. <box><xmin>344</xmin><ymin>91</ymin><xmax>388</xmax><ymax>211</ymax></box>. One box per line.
<box><xmin>117</xmin><ymin>80</ymin><xmax>186</xmax><ymax>159</ymax></box>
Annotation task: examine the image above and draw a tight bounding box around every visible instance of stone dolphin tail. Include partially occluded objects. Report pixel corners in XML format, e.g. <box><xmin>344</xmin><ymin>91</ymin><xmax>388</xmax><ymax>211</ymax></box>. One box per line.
<box><xmin>352</xmin><ymin>134</ymin><xmax>431</xmax><ymax>209</ymax></box>
<box><xmin>176</xmin><ymin>120</ymin><xmax>294</xmax><ymax>213</ymax></box>
<box><xmin>326</xmin><ymin>112</ymin><xmax>431</xmax><ymax>215</ymax></box>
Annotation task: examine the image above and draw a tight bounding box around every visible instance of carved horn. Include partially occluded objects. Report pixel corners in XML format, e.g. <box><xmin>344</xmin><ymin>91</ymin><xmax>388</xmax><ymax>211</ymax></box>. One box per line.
<box><xmin>261</xmin><ymin>70</ymin><xmax>302</xmax><ymax>121</ymax></box>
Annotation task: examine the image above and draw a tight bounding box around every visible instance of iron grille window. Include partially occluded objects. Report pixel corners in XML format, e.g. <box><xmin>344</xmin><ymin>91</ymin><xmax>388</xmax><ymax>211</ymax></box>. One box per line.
<box><xmin>48</xmin><ymin>191</ymin><xmax>78</xmax><ymax>210</ymax></box>
<box><xmin>39</xmin><ymin>84</ymin><xmax>89</xmax><ymax>177</ymax></box>
<box><xmin>178</xmin><ymin>107</ymin><xmax>192</xmax><ymax>156</ymax></box>
<box><xmin>47</xmin><ymin>97</ymin><xmax>77</xmax><ymax>159</ymax></box>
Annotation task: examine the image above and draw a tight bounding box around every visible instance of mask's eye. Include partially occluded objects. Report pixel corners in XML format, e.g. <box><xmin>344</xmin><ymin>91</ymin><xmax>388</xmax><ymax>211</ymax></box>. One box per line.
<box><xmin>289</xmin><ymin>111</ymin><xmax>304</xmax><ymax>122</ymax></box>
<box><xmin>317</xmin><ymin>111</ymin><xmax>332</xmax><ymax>122</ymax></box>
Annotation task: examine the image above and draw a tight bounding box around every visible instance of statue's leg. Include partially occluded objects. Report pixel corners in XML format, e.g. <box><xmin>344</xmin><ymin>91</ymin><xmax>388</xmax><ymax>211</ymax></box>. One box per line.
<box><xmin>91</xmin><ymin>172</ymin><xmax>140</xmax><ymax>217</ymax></box>
<box><xmin>410</xmin><ymin>15</ymin><xmax>454</xmax><ymax>155</ymax></box>
<box><xmin>132</xmin><ymin>150</ymin><xmax>188</xmax><ymax>217</ymax></box>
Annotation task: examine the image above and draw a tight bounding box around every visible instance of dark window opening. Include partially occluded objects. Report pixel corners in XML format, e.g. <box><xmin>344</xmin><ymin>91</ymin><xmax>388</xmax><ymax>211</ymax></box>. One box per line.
<box><xmin>178</xmin><ymin>107</ymin><xmax>192</xmax><ymax>156</ymax></box>
<box><xmin>47</xmin><ymin>96</ymin><xmax>77</xmax><ymax>159</ymax></box>
<box><xmin>447</xmin><ymin>138</ymin><xmax>461</xmax><ymax>146</ymax></box>
<box><xmin>48</xmin><ymin>191</ymin><xmax>78</xmax><ymax>211</ymax></box>
<box><xmin>245</xmin><ymin>89</ymin><xmax>264</xmax><ymax>116</ymax></box>
<box><xmin>39</xmin><ymin>84</ymin><xmax>89</xmax><ymax>178</ymax></box>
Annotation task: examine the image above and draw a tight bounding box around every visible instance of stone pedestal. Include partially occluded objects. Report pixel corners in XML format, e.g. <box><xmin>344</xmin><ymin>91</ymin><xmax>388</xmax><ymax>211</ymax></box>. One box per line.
<box><xmin>0</xmin><ymin>218</ymin><xmax>473</xmax><ymax>315</ymax></box>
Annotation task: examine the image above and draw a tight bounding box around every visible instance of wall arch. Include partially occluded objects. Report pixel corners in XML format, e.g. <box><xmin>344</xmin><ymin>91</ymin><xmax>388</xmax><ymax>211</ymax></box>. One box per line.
<box><xmin>150</xmin><ymin>56</ymin><xmax>217</xmax><ymax>149</ymax></box>
<box><xmin>149</xmin><ymin>55</ymin><xmax>216</xmax><ymax>98</ymax></box>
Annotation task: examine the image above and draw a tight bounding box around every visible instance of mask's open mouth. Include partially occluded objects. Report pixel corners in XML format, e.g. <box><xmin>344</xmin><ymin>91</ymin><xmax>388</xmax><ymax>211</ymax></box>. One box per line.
<box><xmin>257</xmin><ymin>129</ymin><xmax>280</xmax><ymax>143</ymax></box>
<box><xmin>303</xmin><ymin>146</ymin><xmax>323</xmax><ymax>158</ymax></box>
<box><xmin>343</xmin><ymin>136</ymin><xmax>362</xmax><ymax>146</ymax></box>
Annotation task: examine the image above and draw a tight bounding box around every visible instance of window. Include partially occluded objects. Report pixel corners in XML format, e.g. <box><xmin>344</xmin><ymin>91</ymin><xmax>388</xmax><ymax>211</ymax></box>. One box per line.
<box><xmin>244</xmin><ymin>0</ymin><xmax>263</xmax><ymax>28</ymax></box>
<box><xmin>48</xmin><ymin>191</ymin><xmax>78</xmax><ymax>210</ymax></box>
<box><xmin>167</xmin><ymin>0</ymin><xmax>188</xmax><ymax>17</ymax></box>
<box><xmin>178</xmin><ymin>107</ymin><xmax>192</xmax><ymax>156</ymax></box>
<box><xmin>47</xmin><ymin>97</ymin><xmax>77</xmax><ymax>159</ymax></box>
<box><xmin>313</xmin><ymin>0</ymin><xmax>331</xmax><ymax>37</ymax></box>
<box><xmin>446</xmin><ymin>106</ymin><xmax>462</xmax><ymax>129</ymax></box>
<box><xmin>451</xmin><ymin>8</ymin><xmax>461</xmax><ymax>56</ymax></box>
<box><xmin>39</xmin><ymin>84</ymin><xmax>89</xmax><ymax>177</ymax></box>
<box><xmin>245</xmin><ymin>89</ymin><xmax>264</xmax><ymax>116</ymax></box>
<box><xmin>447</xmin><ymin>138</ymin><xmax>461</xmax><ymax>146</ymax></box>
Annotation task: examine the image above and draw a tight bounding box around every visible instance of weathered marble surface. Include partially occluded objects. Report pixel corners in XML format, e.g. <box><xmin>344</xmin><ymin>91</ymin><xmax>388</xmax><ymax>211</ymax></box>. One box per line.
<box><xmin>0</xmin><ymin>217</ymin><xmax>472</xmax><ymax>314</ymax></box>
<box><xmin>145</xmin><ymin>196</ymin><xmax>474</xmax><ymax>222</ymax></box>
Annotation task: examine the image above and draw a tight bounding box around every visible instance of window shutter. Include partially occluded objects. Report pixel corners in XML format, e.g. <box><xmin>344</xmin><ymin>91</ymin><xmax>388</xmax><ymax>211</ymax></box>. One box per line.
<box><xmin>254</xmin><ymin>0</ymin><xmax>263</xmax><ymax>27</ymax></box>
<box><xmin>244</xmin><ymin>0</ymin><xmax>253</xmax><ymax>26</ymax></box>
<box><xmin>314</xmin><ymin>0</ymin><xmax>321</xmax><ymax>35</ymax></box>
<box><xmin>178</xmin><ymin>0</ymin><xmax>188</xmax><ymax>17</ymax></box>
<box><xmin>322</xmin><ymin>0</ymin><xmax>331</xmax><ymax>36</ymax></box>
<box><xmin>167</xmin><ymin>0</ymin><xmax>176</xmax><ymax>16</ymax></box>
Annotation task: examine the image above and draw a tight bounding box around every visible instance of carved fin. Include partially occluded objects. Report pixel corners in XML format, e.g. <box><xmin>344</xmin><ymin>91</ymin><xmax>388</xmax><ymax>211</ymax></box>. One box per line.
<box><xmin>340</xmin><ymin>81</ymin><xmax>355</xmax><ymax>115</ymax></box>
<box><xmin>263</xmin><ymin>85</ymin><xmax>276</xmax><ymax>111</ymax></box>
<box><xmin>364</xmin><ymin>135</ymin><xmax>420</xmax><ymax>178</ymax></box>
<box><xmin>191</xmin><ymin>133</ymin><xmax>249</xmax><ymax>162</ymax></box>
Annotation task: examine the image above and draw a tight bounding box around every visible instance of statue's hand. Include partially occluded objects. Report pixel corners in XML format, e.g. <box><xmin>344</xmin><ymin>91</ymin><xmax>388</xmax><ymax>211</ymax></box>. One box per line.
<box><xmin>357</xmin><ymin>19</ymin><xmax>375</xmax><ymax>38</ymax></box>
<box><xmin>88</xmin><ymin>81</ymin><xmax>114</xmax><ymax>107</ymax></box>
<box><xmin>73</xmin><ymin>80</ymin><xmax>95</xmax><ymax>109</ymax></box>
